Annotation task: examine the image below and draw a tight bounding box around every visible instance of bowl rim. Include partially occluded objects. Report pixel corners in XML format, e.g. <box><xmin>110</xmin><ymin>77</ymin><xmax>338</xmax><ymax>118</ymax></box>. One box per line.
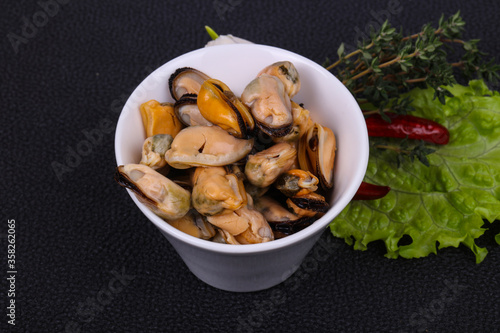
<box><xmin>115</xmin><ymin>43</ymin><xmax>369</xmax><ymax>255</ymax></box>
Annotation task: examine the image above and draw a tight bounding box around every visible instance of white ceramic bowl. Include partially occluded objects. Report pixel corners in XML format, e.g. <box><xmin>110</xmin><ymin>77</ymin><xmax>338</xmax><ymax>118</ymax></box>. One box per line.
<box><xmin>115</xmin><ymin>44</ymin><xmax>369</xmax><ymax>292</ymax></box>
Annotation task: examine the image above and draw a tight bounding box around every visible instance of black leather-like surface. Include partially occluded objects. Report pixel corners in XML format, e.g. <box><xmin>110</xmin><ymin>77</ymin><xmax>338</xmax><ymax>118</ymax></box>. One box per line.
<box><xmin>2</xmin><ymin>0</ymin><xmax>499</xmax><ymax>332</ymax></box>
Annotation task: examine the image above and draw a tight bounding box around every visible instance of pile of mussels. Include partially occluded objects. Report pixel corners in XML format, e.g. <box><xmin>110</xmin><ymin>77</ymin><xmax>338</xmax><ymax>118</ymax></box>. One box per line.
<box><xmin>115</xmin><ymin>61</ymin><xmax>336</xmax><ymax>244</ymax></box>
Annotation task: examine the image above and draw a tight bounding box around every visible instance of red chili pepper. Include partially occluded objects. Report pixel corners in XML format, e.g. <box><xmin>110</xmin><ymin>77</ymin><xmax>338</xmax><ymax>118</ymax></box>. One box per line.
<box><xmin>365</xmin><ymin>113</ymin><xmax>450</xmax><ymax>145</ymax></box>
<box><xmin>353</xmin><ymin>181</ymin><xmax>391</xmax><ymax>200</ymax></box>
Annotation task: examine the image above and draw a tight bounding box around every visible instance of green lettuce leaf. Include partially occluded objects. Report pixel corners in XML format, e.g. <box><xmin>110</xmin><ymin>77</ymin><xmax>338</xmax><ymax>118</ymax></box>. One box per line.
<box><xmin>330</xmin><ymin>80</ymin><xmax>500</xmax><ymax>263</ymax></box>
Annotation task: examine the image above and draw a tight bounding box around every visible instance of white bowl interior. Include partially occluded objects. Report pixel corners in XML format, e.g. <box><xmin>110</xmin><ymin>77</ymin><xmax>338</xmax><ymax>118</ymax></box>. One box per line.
<box><xmin>115</xmin><ymin>44</ymin><xmax>368</xmax><ymax>254</ymax></box>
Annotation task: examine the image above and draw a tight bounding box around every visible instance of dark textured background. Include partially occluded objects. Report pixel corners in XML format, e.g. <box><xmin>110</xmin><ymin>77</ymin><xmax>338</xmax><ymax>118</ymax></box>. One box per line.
<box><xmin>1</xmin><ymin>0</ymin><xmax>499</xmax><ymax>332</ymax></box>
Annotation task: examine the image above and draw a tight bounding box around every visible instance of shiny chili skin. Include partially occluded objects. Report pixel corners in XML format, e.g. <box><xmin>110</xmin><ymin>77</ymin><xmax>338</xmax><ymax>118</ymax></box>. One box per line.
<box><xmin>353</xmin><ymin>181</ymin><xmax>391</xmax><ymax>200</ymax></box>
<box><xmin>365</xmin><ymin>113</ymin><xmax>450</xmax><ymax>145</ymax></box>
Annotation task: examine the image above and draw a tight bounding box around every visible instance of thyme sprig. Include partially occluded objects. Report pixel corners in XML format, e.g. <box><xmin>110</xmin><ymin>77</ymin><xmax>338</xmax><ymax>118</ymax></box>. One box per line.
<box><xmin>326</xmin><ymin>11</ymin><xmax>500</xmax><ymax>116</ymax></box>
<box><xmin>374</xmin><ymin>139</ymin><xmax>436</xmax><ymax>167</ymax></box>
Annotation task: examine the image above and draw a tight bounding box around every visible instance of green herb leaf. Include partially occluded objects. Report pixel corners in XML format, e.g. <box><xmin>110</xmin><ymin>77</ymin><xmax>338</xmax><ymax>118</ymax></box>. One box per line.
<box><xmin>330</xmin><ymin>80</ymin><xmax>500</xmax><ymax>263</ymax></box>
<box><xmin>337</xmin><ymin>43</ymin><xmax>345</xmax><ymax>58</ymax></box>
<box><xmin>205</xmin><ymin>25</ymin><xmax>219</xmax><ymax>40</ymax></box>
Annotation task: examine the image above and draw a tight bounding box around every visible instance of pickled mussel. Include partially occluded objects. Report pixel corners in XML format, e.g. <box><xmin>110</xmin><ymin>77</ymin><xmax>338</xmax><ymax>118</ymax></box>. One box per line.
<box><xmin>258</xmin><ymin>61</ymin><xmax>301</xmax><ymax>98</ymax></box>
<box><xmin>174</xmin><ymin>94</ymin><xmax>213</xmax><ymax>127</ymax></box>
<box><xmin>116</xmin><ymin>61</ymin><xmax>339</xmax><ymax>244</ymax></box>
<box><xmin>197</xmin><ymin>78</ymin><xmax>254</xmax><ymax>138</ymax></box>
<box><xmin>286</xmin><ymin>192</ymin><xmax>329</xmax><ymax>218</ymax></box>
<box><xmin>275</xmin><ymin>169</ymin><xmax>319</xmax><ymax>197</ymax></box>
<box><xmin>241</xmin><ymin>74</ymin><xmax>293</xmax><ymax>137</ymax></box>
<box><xmin>207</xmin><ymin>199</ymin><xmax>274</xmax><ymax>244</ymax></box>
<box><xmin>165</xmin><ymin>125</ymin><xmax>253</xmax><ymax>169</ymax></box>
<box><xmin>298</xmin><ymin>123</ymin><xmax>336</xmax><ymax>190</ymax></box>
<box><xmin>140</xmin><ymin>134</ymin><xmax>173</xmax><ymax>170</ymax></box>
<box><xmin>115</xmin><ymin>164</ymin><xmax>191</xmax><ymax>220</ymax></box>
<box><xmin>168</xmin><ymin>67</ymin><xmax>211</xmax><ymax>101</ymax></box>
<box><xmin>168</xmin><ymin>209</ymin><xmax>216</xmax><ymax>239</ymax></box>
<box><xmin>244</xmin><ymin>142</ymin><xmax>297</xmax><ymax>188</ymax></box>
<box><xmin>140</xmin><ymin>100</ymin><xmax>183</xmax><ymax>138</ymax></box>
<box><xmin>191</xmin><ymin>166</ymin><xmax>247</xmax><ymax>216</ymax></box>
<box><xmin>254</xmin><ymin>196</ymin><xmax>315</xmax><ymax>238</ymax></box>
